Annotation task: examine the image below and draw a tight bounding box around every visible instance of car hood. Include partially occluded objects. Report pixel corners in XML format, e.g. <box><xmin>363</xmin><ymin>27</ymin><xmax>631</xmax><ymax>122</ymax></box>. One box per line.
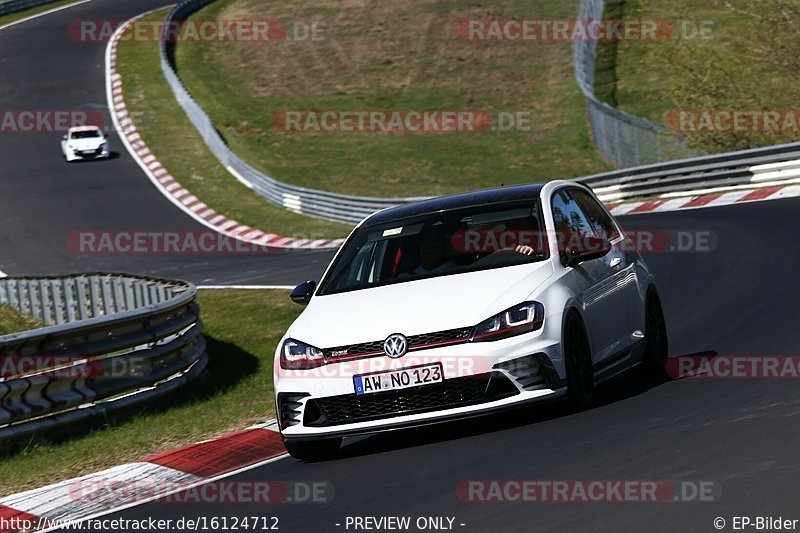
<box><xmin>288</xmin><ymin>261</ymin><xmax>554</xmax><ymax>348</ymax></box>
<box><xmin>69</xmin><ymin>138</ymin><xmax>105</xmax><ymax>150</ymax></box>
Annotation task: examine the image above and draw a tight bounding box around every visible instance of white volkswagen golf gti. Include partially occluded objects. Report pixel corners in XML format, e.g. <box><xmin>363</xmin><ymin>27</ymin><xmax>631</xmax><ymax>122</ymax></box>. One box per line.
<box><xmin>275</xmin><ymin>181</ymin><xmax>668</xmax><ymax>459</ymax></box>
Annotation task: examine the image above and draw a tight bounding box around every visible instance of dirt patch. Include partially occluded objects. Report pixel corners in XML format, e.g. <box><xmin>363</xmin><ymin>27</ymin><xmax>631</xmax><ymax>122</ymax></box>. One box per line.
<box><xmin>196</xmin><ymin>0</ymin><xmax>564</xmax><ymax>100</ymax></box>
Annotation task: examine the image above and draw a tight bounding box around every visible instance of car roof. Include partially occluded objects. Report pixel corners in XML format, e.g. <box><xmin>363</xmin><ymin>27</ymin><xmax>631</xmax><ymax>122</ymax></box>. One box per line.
<box><xmin>362</xmin><ymin>183</ymin><xmax>546</xmax><ymax>227</ymax></box>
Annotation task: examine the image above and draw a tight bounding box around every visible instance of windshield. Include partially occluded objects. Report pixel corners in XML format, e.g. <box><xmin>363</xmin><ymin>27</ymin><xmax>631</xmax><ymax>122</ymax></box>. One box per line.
<box><xmin>71</xmin><ymin>130</ymin><xmax>101</xmax><ymax>139</ymax></box>
<box><xmin>318</xmin><ymin>201</ymin><xmax>549</xmax><ymax>295</ymax></box>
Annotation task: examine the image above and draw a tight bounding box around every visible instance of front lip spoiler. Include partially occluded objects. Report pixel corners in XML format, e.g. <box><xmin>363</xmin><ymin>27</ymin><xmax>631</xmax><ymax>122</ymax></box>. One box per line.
<box><xmin>73</xmin><ymin>152</ymin><xmax>109</xmax><ymax>160</ymax></box>
<box><xmin>281</xmin><ymin>389</ymin><xmax>566</xmax><ymax>441</ymax></box>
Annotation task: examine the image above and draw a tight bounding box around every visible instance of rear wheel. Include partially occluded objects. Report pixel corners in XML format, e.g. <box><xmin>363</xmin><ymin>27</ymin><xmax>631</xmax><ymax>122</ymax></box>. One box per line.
<box><xmin>643</xmin><ymin>288</ymin><xmax>669</xmax><ymax>378</ymax></box>
<box><xmin>283</xmin><ymin>436</ymin><xmax>341</xmax><ymax>461</ymax></box>
<box><xmin>564</xmin><ymin>313</ymin><xmax>594</xmax><ymax>410</ymax></box>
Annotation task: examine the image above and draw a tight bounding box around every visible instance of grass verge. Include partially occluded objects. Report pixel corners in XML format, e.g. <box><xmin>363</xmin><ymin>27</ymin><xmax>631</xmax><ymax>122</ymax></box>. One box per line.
<box><xmin>172</xmin><ymin>0</ymin><xmax>610</xmax><ymax>197</ymax></box>
<box><xmin>115</xmin><ymin>9</ymin><xmax>350</xmax><ymax>241</ymax></box>
<box><xmin>595</xmin><ymin>0</ymin><xmax>800</xmax><ymax>151</ymax></box>
<box><xmin>0</xmin><ymin>305</ymin><xmax>41</xmax><ymax>335</ymax></box>
<box><xmin>0</xmin><ymin>289</ymin><xmax>299</xmax><ymax>497</ymax></box>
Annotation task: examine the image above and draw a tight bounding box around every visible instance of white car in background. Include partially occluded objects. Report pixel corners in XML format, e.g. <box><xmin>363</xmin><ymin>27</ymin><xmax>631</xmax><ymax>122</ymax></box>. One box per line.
<box><xmin>275</xmin><ymin>181</ymin><xmax>669</xmax><ymax>460</ymax></box>
<box><xmin>61</xmin><ymin>126</ymin><xmax>110</xmax><ymax>161</ymax></box>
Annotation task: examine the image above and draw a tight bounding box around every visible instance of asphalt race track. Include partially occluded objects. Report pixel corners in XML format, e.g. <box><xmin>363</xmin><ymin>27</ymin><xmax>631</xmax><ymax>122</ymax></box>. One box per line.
<box><xmin>75</xmin><ymin>198</ymin><xmax>800</xmax><ymax>532</ymax></box>
<box><xmin>0</xmin><ymin>0</ymin><xmax>335</xmax><ymax>286</ymax></box>
<box><xmin>4</xmin><ymin>2</ymin><xmax>800</xmax><ymax>532</ymax></box>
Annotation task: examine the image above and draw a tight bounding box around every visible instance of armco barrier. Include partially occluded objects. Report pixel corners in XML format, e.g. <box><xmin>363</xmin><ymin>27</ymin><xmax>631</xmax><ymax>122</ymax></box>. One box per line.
<box><xmin>158</xmin><ymin>1</ymin><xmax>800</xmax><ymax>222</ymax></box>
<box><xmin>0</xmin><ymin>274</ymin><xmax>207</xmax><ymax>442</ymax></box>
<box><xmin>159</xmin><ymin>0</ymin><xmax>427</xmax><ymax>225</ymax></box>
<box><xmin>0</xmin><ymin>0</ymin><xmax>59</xmax><ymax>16</ymax></box>
<box><xmin>580</xmin><ymin>142</ymin><xmax>800</xmax><ymax>203</ymax></box>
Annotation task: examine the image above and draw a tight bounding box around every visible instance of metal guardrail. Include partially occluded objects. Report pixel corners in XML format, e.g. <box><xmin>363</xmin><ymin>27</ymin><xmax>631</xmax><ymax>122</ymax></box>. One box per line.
<box><xmin>580</xmin><ymin>141</ymin><xmax>800</xmax><ymax>202</ymax></box>
<box><xmin>573</xmin><ymin>0</ymin><xmax>700</xmax><ymax>168</ymax></box>
<box><xmin>0</xmin><ymin>0</ymin><xmax>59</xmax><ymax>16</ymax></box>
<box><xmin>160</xmin><ymin>0</ymin><xmax>427</xmax><ymax>225</ymax></box>
<box><xmin>158</xmin><ymin>0</ymin><xmax>800</xmax><ymax>223</ymax></box>
<box><xmin>0</xmin><ymin>274</ymin><xmax>206</xmax><ymax>442</ymax></box>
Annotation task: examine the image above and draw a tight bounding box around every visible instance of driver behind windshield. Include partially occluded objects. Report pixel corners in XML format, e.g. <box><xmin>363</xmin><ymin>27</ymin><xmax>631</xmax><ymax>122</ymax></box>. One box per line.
<box><xmin>405</xmin><ymin>226</ymin><xmax>537</xmax><ymax>279</ymax></box>
<box><xmin>404</xmin><ymin>229</ymin><xmax>457</xmax><ymax>277</ymax></box>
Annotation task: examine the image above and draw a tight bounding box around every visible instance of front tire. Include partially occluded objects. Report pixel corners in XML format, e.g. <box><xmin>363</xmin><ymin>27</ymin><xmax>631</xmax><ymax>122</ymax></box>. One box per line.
<box><xmin>283</xmin><ymin>436</ymin><xmax>341</xmax><ymax>461</ymax></box>
<box><xmin>564</xmin><ymin>313</ymin><xmax>594</xmax><ymax>410</ymax></box>
<box><xmin>643</xmin><ymin>287</ymin><xmax>669</xmax><ymax>378</ymax></box>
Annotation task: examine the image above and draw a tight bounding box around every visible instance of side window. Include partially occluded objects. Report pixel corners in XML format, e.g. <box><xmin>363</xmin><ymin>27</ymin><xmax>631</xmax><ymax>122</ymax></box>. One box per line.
<box><xmin>571</xmin><ymin>188</ymin><xmax>620</xmax><ymax>241</ymax></box>
<box><xmin>551</xmin><ymin>189</ymin><xmax>596</xmax><ymax>265</ymax></box>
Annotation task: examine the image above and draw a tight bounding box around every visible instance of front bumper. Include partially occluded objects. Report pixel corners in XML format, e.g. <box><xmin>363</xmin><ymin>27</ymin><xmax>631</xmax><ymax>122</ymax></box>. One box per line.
<box><xmin>280</xmin><ymin>386</ymin><xmax>566</xmax><ymax>440</ymax></box>
<box><xmin>275</xmin><ymin>316</ymin><xmax>566</xmax><ymax>438</ymax></box>
<box><xmin>67</xmin><ymin>148</ymin><xmax>110</xmax><ymax>160</ymax></box>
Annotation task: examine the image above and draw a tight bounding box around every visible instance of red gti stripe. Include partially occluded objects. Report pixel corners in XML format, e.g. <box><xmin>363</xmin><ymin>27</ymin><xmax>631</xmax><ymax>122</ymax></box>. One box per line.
<box><xmin>409</xmin><ymin>338</ymin><xmax>469</xmax><ymax>351</ymax></box>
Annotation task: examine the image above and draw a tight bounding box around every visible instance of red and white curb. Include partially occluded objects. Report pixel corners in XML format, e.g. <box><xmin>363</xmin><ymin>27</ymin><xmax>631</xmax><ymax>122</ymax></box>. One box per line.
<box><xmin>105</xmin><ymin>14</ymin><xmax>345</xmax><ymax>251</ymax></box>
<box><xmin>601</xmin><ymin>159</ymin><xmax>800</xmax><ymax>215</ymax></box>
<box><xmin>0</xmin><ymin>421</ymin><xmax>287</xmax><ymax>532</ymax></box>
<box><xmin>606</xmin><ymin>183</ymin><xmax>800</xmax><ymax>215</ymax></box>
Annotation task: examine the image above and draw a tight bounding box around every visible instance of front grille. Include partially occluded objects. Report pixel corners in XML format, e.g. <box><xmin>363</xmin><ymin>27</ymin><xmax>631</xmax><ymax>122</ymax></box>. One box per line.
<box><xmin>323</xmin><ymin>339</ymin><xmax>384</xmax><ymax>359</ymax></box>
<box><xmin>410</xmin><ymin>327</ymin><xmax>472</xmax><ymax>348</ymax></box>
<box><xmin>323</xmin><ymin>327</ymin><xmax>472</xmax><ymax>361</ymax></box>
<box><xmin>303</xmin><ymin>372</ymin><xmax>518</xmax><ymax>427</ymax></box>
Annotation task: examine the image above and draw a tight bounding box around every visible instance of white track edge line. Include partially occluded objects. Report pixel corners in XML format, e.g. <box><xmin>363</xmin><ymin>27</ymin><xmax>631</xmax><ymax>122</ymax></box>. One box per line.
<box><xmin>0</xmin><ymin>0</ymin><xmax>92</xmax><ymax>32</ymax></box>
<box><xmin>198</xmin><ymin>285</ymin><xmax>293</xmax><ymax>290</ymax></box>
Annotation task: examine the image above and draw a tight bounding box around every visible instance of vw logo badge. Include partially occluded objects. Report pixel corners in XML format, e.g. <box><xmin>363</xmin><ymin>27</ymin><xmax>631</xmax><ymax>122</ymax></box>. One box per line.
<box><xmin>383</xmin><ymin>333</ymin><xmax>408</xmax><ymax>358</ymax></box>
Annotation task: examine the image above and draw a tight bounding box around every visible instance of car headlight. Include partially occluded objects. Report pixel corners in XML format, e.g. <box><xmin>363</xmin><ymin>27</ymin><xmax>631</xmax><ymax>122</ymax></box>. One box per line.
<box><xmin>470</xmin><ymin>302</ymin><xmax>544</xmax><ymax>342</ymax></box>
<box><xmin>280</xmin><ymin>338</ymin><xmax>325</xmax><ymax>369</ymax></box>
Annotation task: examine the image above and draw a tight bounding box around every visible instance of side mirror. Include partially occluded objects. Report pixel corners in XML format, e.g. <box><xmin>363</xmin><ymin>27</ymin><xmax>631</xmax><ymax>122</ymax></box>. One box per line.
<box><xmin>290</xmin><ymin>280</ymin><xmax>316</xmax><ymax>305</ymax></box>
<box><xmin>566</xmin><ymin>236</ymin><xmax>611</xmax><ymax>268</ymax></box>
<box><xmin>62</xmin><ymin>134</ymin><xmax>68</xmax><ymax>140</ymax></box>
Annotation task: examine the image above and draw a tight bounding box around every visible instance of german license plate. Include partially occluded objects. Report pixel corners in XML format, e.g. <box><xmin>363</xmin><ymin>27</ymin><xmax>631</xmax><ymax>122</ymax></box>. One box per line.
<box><xmin>353</xmin><ymin>363</ymin><xmax>443</xmax><ymax>396</ymax></box>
